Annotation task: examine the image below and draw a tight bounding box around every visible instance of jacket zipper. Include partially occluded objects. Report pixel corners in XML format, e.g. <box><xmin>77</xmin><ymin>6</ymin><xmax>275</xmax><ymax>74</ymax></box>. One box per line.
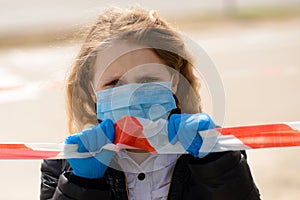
<box><xmin>125</xmin><ymin>175</ymin><xmax>130</xmax><ymax>200</ymax></box>
<box><xmin>166</xmin><ymin>155</ymin><xmax>180</xmax><ymax>200</ymax></box>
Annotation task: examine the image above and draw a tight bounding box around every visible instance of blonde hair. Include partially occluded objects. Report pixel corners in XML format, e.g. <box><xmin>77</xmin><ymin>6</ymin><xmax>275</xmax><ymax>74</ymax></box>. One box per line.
<box><xmin>66</xmin><ymin>7</ymin><xmax>202</xmax><ymax>134</ymax></box>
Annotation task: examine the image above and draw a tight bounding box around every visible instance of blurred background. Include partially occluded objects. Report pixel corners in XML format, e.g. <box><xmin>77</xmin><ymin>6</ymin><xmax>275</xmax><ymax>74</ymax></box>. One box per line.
<box><xmin>0</xmin><ymin>0</ymin><xmax>299</xmax><ymax>199</ymax></box>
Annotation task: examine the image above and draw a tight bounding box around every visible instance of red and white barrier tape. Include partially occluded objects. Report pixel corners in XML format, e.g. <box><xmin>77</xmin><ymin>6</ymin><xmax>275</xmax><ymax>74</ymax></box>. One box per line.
<box><xmin>0</xmin><ymin>118</ymin><xmax>299</xmax><ymax>159</ymax></box>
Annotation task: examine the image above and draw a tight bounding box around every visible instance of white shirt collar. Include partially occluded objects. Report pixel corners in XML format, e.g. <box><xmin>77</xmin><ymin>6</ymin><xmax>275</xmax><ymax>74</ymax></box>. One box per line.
<box><xmin>116</xmin><ymin>150</ymin><xmax>178</xmax><ymax>173</ymax></box>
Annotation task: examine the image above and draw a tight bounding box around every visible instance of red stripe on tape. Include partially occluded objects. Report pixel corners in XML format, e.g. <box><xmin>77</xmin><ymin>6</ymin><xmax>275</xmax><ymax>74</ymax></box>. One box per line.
<box><xmin>114</xmin><ymin>116</ymin><xmax>157</xmax><ymax>153</ymax></box>
<box><xmin>217</xmin><ymin>124</ymin><xmax>300</xmax><ymax>148</ymax></box>
<box><xmin>0</xmin><ymin>144</ymin><xmax>59</xmax><ymax>159</ymax></box>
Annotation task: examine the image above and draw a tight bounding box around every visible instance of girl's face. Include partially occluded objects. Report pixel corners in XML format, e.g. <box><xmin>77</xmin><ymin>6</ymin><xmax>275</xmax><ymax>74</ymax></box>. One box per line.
<box><xmin>92</xmin><ymin>42</ymin><xmax>178</xmax><ymax>93</ymax></box>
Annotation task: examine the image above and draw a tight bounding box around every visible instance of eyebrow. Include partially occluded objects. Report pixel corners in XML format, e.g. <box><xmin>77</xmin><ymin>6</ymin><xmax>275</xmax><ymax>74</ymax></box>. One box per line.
<box><xmin>135</xmin><ymin>75</ymin><xmax>162</xmax><ymax>82</ymax></box>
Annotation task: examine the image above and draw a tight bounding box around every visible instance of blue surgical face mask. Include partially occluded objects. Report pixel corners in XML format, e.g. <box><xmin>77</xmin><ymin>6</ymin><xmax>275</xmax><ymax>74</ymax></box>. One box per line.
<box><xmin>95</xmin><ymin>81</ymin><xmax>176</xmax><ymax>122</ymax></box>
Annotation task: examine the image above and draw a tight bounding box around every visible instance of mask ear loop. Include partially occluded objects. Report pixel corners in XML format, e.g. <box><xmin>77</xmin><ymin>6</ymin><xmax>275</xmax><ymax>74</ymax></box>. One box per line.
<box><xmin>89</xmin><ymin>81</ymin><xmax>102</xmax><ymax>123</ymax></box>
<box><xmin>169</xmin><ymin>73</ymin><xmax>178</xmax><ymax>95</ymax></box>
<box><xmin>170</xmin><ymin>74</ymin><xmax>174</xmax><ymax>83</ymax></box>
<box><xmin>169</xmin><ymin>72</ymin><xmax>181</xmax><ymax>110</ymax></box>
<box><xmin>89</xmin><ymin>81</ymin><xmax>97</xmax><ymax>103</ymax></box>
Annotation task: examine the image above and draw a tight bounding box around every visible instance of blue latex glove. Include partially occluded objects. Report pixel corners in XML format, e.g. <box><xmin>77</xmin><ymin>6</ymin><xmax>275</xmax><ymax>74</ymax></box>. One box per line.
<box><xmin>168</xmin><ymin>113</ymin><xmax>216</xmax><ymax>157</ymax></box>
<box><xmin>65</xmin><ymin>119</ymin><xmax>115</xmax><ymax>179</ymax></box>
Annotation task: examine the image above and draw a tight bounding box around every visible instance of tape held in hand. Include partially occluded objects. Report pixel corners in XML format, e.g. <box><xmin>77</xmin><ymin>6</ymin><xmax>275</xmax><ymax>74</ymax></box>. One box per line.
<box><xmin>0</xmin><ymin>118</ymin><xmax>300</xmax><ymax>159</ymax></box>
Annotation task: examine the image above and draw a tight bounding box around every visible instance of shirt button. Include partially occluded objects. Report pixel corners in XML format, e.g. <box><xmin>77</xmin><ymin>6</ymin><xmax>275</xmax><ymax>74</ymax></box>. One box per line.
<box><xmin>137</xmin><ymin>173</ymin><xmax>145</xmax><ymax>181</ymax></box>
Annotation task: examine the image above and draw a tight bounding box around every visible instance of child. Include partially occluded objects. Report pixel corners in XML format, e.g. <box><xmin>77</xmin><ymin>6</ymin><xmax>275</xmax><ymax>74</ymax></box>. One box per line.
<box><xmin>40</xmin><ymin>7</ymin><xmax>260</xmax><ymax>200</ymax></box>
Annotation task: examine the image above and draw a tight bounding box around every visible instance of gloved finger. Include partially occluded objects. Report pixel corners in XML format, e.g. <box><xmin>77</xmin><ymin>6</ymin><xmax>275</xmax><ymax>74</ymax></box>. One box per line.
<box><xmin>197</xmin><ymin>113</ymin><xmax>216</xmax><ymax>131</ymax></box>
<box><xmin>168</xmin><ymin>114</ymin><xmax>180</xmax><ymax>144</ymax></box>
<box><xmin>101</xmin><ymin>119</ymin><xmax>115</xmax><ymax>143</ymax></box>
<box><xmin>186</xmin><ymin>133</ymin><xmax>202</xmax><ymax>157</ymax></box>
<box><xmin>65</xmin><ymin>133</ymin><xmax>89</xmax><ymax>153</ymax></box>
<box><xmin>173</xmin><ymin>115</ymin><xmax>182</xmax><ymax>132</ymax></box>
<box><xmin>65</xmin><ymin>134</ymin><xmax>78</xmax><ymax>145</ymax></box>
<box><xmin>178</xmin><ymin>125</ymin><xmax>202</xmax><ymax>158</ymax></box>
<box><xmin>80</xmin><ymin>126</ymin><xmax>101</xmax><ymax>152</ymax></box>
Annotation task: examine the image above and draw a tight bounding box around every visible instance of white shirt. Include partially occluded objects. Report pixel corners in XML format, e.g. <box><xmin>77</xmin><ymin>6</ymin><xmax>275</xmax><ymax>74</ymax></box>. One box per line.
<box><xmin>116</xmin><ymin>150</ymin><xmax>178</xmax><ymax>200</ymax></box>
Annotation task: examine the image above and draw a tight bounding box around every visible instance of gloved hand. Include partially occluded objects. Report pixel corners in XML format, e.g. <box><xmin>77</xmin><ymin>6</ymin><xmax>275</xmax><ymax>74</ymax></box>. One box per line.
<box><xmin>168</xmin><ymin>113</ymin><xmax>216</xmax><ymax>157</ymax></box>
<box><xmin>65</xmin><ymin>119</ymin><xmax>115</xmax><ymax>179</ymax></box>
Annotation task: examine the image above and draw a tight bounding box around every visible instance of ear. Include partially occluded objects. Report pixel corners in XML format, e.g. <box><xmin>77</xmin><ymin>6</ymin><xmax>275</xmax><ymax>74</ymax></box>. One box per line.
<box><xmin>171</xmin><ymin>72</ymin><xmax>179</xmax><ymax>94</ymax></box>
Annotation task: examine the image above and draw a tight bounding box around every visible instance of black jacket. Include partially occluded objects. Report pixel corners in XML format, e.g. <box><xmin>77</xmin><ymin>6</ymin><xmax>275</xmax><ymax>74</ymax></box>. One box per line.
<box><xmin>40</xmin><ymin>151</ymin><xmax>260</xmax><ymax>200</ymax></box>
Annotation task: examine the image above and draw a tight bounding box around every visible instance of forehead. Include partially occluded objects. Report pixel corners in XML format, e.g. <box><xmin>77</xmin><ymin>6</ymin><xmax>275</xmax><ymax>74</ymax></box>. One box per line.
<box><xmin>93</xmin><ymin>41</ymin><xmax>168</xmax><ymax>84</ymax></box>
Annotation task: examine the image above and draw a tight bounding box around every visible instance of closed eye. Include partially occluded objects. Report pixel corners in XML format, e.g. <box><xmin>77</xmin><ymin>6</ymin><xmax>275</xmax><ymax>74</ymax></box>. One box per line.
<box><xmin>103</xmin><ymin>76</ymin><xmax>161</xmax><ymax>88</ymax></box>
<box><xmin>104</xmin><ymin>79</ymin><xmax>123</xmax><ymax>87</ymax></box>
